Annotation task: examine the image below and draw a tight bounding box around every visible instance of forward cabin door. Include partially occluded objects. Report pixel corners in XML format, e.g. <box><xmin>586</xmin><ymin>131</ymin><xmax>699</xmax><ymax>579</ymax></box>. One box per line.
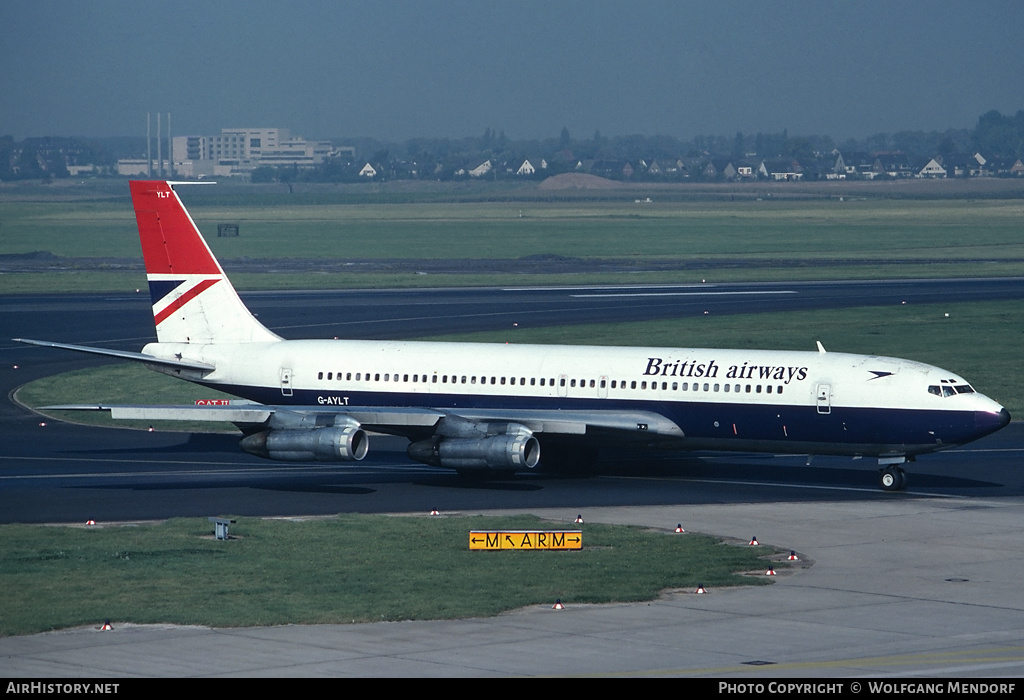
<box><xmin>280</xmin><ymin>367</ymin><xmax>294</xmax><ymax>397</ymax></box>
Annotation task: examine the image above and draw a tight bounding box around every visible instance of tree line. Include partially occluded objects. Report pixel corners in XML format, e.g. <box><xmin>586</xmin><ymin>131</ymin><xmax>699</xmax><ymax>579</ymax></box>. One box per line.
<box><xmin>2</xmin><ymin>109</ymin><xmax>1022</xmax><ymax>182</ymax></box>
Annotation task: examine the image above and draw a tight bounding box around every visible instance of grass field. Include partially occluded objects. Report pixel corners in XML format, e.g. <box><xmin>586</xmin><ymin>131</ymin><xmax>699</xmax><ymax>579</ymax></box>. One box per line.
<box><xmin>2</xmin><ymin>194</ymin><xmax>1023</xmax><ymax>293</ymax></box>
<box><xmin>0</xmin><ymin>514</ymin><xmax>781</xmax><ymax>637</ymax></box>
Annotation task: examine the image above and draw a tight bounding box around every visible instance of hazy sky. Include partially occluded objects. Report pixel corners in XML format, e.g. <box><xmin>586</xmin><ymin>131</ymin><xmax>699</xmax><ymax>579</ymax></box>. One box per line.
<box><xmin>3</xmin><ymin>0</ymin><xmax>1022</xmax><ymax>142</ymax></box>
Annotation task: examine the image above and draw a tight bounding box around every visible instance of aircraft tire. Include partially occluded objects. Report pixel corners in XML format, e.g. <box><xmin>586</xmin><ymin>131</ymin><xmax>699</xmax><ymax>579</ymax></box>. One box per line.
<box><xmin>879</xmin><ymin>466</ymin><xmax>907</xmax><ymax>491</ymax></box>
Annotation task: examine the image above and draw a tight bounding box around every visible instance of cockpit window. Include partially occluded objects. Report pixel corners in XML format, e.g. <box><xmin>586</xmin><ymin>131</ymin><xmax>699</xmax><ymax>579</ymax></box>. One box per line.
<box><xmin>929</xmin><ymin>383</ymin><xmax>975</xmax><ymax>397</ymax></box>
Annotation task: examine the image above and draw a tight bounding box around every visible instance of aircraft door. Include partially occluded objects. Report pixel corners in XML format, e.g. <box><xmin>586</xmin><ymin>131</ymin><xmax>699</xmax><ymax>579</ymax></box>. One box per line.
<box><xmin>557</xmin><ymin>374</ymin><xmax>568</xmax><ymax>398</ymax></box>
<box><xmin>599</xmin><ymin>375</ymin><xmax>609</xmax><ymax>398</ymax></box>
<box><xmin>280</xmin><ymin>367</ymin><xmax>293</xmax><ymax>397</ymax></box>
<box><xmin>816</xmin><ymin>383</ymin><xmax>831</xmax><ymax>414</ymax></box>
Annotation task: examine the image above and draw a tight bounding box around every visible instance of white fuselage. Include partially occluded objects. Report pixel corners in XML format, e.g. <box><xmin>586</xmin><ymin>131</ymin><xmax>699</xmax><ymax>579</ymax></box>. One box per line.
<box><xmin>144</xmin><ymin>338</ymin><xmax>1008</xmax><ymax>458</ymax></box>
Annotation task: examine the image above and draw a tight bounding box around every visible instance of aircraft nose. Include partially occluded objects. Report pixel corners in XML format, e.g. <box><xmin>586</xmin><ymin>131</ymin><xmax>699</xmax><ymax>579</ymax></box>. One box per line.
<box><xmin>976</xmin><ymin>407</ymin><xmax>1011</xmax><ymax>436</ymax></box>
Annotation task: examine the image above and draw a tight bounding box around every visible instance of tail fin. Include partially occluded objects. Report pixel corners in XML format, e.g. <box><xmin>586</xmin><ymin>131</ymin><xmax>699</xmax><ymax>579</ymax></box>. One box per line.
<box><xmin>129</xmin><ymin>180</ymin><xmax>280</xmax><ymax>344</ymax></box>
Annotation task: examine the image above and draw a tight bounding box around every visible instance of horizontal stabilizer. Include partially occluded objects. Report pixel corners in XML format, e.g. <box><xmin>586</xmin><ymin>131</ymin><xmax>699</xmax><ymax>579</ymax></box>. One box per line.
<box><xmin>14</xmin><ymin>338</ymin><xmax>215</xmax><ymax>372</ymax></box>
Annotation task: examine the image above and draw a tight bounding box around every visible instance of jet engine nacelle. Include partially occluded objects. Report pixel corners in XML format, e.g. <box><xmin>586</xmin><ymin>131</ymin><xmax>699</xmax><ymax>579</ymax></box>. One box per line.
<box><xmin>239</xmin><ymin>426</ymin><xmax>368</xmax><ymax>462</ymax></box>
<box><xmin>407</xmin><ymin>433</ymin><xmax>540</xmax><ymax>471</ymax></box>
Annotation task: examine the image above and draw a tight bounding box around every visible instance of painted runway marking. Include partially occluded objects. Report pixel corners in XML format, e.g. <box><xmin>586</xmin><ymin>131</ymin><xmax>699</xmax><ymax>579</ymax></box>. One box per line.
<box><xmin>571</xmin><ymin>290</ymin><xmax>798</xmax><ymax>298</ymax></box>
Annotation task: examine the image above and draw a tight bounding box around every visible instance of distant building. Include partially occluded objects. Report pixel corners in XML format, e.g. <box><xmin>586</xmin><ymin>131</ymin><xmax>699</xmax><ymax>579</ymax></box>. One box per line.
<box><xmin>170</xmin><ymin>128</ymin><xmax>345</xmax><ymax>177</ymax></box>
<box><xmin>116</xmin><ymin>159</ymin><xmax>151</xmax><ymax>176</ymax></box>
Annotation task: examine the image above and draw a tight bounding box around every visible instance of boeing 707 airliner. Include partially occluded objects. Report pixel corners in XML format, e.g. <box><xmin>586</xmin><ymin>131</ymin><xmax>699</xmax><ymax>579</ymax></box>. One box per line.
<box><xmin>16</xmin><ymin>181</ymin><xmax>1010</xmax><ymax>491</ymax></box>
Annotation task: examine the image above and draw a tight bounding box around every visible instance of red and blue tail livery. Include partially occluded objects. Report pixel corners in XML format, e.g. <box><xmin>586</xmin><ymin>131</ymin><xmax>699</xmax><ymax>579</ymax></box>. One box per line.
<box><xmin>129</xmin><ymin>180</ymin><xmax>279</xmax><ymax>345</ymax></box>
<box><xmin>16</xmin><ymin>181</ymin><xmax>1011</xmax><ymax>490</ymax></box>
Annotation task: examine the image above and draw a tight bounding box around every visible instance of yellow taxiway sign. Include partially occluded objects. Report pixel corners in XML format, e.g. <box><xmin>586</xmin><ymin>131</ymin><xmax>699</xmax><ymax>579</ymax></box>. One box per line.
<box><xmin>469</xmin><ymin>530</ymin><xmax>582</xmax><ymax>550</ymax></box>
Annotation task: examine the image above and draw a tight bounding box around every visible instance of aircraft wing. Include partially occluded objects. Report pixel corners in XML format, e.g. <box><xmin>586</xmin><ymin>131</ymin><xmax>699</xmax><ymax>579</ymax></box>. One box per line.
<box><xmin>37</xmin><ymin>402</ymin><xmax>683</xmax><ymax>438</ymax></box>
<box><xmin>40</xmin><ymin>403</ymin><xmax>275</xmax><ymax>424</ymax></box>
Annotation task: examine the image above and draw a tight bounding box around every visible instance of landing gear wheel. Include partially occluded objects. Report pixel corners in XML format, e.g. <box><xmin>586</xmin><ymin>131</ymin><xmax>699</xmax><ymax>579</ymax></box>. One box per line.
<box><xmin>879</xmin><ymin>466</ymin><xmax>907</xmax><ymax>491</ymax></box>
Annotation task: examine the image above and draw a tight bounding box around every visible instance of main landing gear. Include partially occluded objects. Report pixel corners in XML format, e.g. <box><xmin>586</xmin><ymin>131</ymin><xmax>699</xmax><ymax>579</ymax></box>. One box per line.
<box><xmin>878</xmin><ymin>456</ymin><xmax>911</xmax><ymax>491</ymax></box>
<box><xmin>879</xmin><ymin>465</ymin><xmax>908</xmax><ymax>491</ymax></box>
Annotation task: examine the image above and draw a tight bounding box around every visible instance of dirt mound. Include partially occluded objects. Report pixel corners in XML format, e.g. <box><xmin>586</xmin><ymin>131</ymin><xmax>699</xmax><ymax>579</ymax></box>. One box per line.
<box><xmin>537</xmin><ymin>173</ymin><xmax>622</xmax><ymax>190</ymax></box>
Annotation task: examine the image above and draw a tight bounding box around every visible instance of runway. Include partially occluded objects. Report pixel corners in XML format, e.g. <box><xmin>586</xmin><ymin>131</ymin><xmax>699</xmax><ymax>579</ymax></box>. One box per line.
<box><xmin>2</xmin><ymin>278</ymin><xmax>1024</xmax><ymax>676</ymax></box>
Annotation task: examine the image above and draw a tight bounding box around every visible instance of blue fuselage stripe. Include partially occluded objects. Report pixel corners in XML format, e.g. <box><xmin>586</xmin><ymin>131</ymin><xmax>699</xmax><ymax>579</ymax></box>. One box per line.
<box><xmin>202</xmin><ymin>383</ymin><xmax>993</xmax><ymax>457</ymax></box>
